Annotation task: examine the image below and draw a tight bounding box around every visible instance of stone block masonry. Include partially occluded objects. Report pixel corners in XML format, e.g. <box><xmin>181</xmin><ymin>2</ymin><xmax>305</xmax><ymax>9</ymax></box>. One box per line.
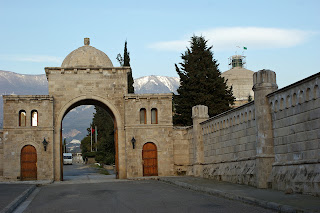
<box><xmin>0</xmin><ymin>130</ymin><xmax>3</xmax><ymax>176</ymax></box>
<box><xmin>268</xmin><ymin>72</ymin><xmax>320</xmax><ymax>196</ymax></box>
<box><xmin>201</xmin><ymin>102</ymin><xmax>257</xmax><ymax>186</ymax></box>
<box><xmin>1</xmin><ymin>95</ymin><xmax>54</xmax><ymax>180</ymax></box>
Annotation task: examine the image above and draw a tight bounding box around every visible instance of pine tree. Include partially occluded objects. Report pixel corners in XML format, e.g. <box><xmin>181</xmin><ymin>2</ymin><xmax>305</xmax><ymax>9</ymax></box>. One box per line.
<box><xmin>173</xmin><ymin>36</ymin><xmax>235</xmax><ymax>126</ymax></box>
<box><xmin>63</xmin><ymin>138</ymin><xmax>67</xmax><ymax>153</ymax></box>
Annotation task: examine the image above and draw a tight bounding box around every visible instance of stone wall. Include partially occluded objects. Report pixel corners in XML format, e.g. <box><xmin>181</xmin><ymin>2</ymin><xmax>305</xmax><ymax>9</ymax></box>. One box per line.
<box><xmin>267</xmin><ymin>72</ymin><xmax>320</xmax><ymax>195</ymax></box>
<box><xmin>184</xmin><ymin>70</ymin><xmax>320</xmax><ymax>195</ymax></box>
<box><xmin>0</xmin><ymin>130</ymin><xmax>3</xmax><ymax>176</ymax></box>
<box><xmin>2</xmin><ymin>95</ymin><xmax>54</xmax><ymax>180</ymax></box>
<box><xmin>124</xmin><ymin>94</ymin><xmax>174</xmax><ymax>177</ymax></box>
<box><xmin>200</xmin><ymin>102</ymin><xmax>257</xmax><ymax>186</ymax></box>
<box><xmin>172</xmin><ymin>126</ymin><xmax>191</xmax><ymax>175</ymax></box>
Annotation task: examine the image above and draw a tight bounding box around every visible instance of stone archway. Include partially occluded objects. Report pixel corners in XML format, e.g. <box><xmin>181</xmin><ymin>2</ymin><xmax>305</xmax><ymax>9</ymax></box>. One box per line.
<box><xmin>54</xmin><ymin>95</ymin><xmax>126</xmax><ymax>181</ymax></box>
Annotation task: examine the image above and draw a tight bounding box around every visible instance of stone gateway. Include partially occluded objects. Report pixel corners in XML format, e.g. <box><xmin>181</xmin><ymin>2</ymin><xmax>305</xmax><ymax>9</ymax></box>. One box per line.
<box><xmin>0</xmin><ymin>38</ymin><xmax>319</xmax><ymax>197</ymax></box>
<box><xmin>1</xmin><ymin>38</ymin><xmax>174</xmax><ymax>180</ymax></box>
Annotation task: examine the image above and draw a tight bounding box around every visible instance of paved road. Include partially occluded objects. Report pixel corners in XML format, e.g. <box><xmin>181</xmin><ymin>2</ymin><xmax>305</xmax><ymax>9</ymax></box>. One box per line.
<box><xmin>0</xmin><ymin>184</ymin><xmax>32</xmax><ymax>211</ymax></box>
<box><xmin>23</xmin><ymin>180</ymin><xmax>274</xmax><ymax>213</ymax></box>
<box><xmin>63</xmin><ymin>163</ymin><xmax>102</xmax><ymax>177</ymax></box>
<box><xmin>62</xmin><ymin>163</ymin><xmax>116</xmax><ymax>183</ymax></box>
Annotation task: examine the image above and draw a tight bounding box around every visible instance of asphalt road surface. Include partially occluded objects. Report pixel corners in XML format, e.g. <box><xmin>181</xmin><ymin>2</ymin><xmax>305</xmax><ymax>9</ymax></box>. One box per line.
<box><xmin>62</xmin><ymin>163</ymin><xmax>116</xmax><ymax>182</ymax></box>
<box><xmin>17</xmin><ymin>164</ymin><xmax>275</xmax><ymax>212</ymax></box>
<box><xmin>23</xmin><ymin>180</ymin><xmax>274</xmax><ymax>213</ymax></box>
<box><xmin>63</xmin><ymin>163</ymin><xmax>98</xmax><ymax>176</ymax></box>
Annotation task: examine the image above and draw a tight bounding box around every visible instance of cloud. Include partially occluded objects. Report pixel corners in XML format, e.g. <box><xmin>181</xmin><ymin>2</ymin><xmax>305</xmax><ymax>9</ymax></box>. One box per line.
<box><xmin>0</xmin><ymin>54</ymin><xmax>63</xmax><ymax>63</ymax></box>
<box><xmin>148</xmin><ymin>27</ymin><xmax>313</xmax><ymax>51</ymax></box>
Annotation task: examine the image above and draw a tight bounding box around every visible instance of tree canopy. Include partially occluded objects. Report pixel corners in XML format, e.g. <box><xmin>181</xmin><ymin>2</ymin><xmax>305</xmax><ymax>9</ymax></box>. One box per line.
<box><xmin>173</xmin><ymin>35</ymin><xmax>235</xmax><ymax>126</ymax></box>
<box><xmin>92</xmin><ymin>106</ymin><xmax>115</xmax><ymax>164</ymax></box>
<box><xmin>81</xmin><ymin>106</ymin><xmax>115</xmax><ymax>165</ymax></box>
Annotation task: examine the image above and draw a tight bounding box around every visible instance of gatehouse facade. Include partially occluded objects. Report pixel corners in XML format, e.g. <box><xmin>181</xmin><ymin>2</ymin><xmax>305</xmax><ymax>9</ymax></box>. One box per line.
<box><xmin>0</xmin><ymin>38</ymin><xmax>174</xmax><ymax>180</ymax></box>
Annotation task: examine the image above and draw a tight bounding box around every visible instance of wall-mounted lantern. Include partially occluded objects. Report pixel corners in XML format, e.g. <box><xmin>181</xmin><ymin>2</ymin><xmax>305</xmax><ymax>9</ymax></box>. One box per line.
<box><xmin>42</xmin><ymin>138</ymin><xmax>48</xmax><ymax>151</ymax></box>
<box><xmin>131</xmin><ymin>137</ymin><xmax>136</xmax><ymax>149</ymax></box>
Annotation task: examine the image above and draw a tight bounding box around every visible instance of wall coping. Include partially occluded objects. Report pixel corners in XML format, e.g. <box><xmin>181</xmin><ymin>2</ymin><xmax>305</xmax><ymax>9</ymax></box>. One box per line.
<box><xmin>267</xmin><ymin>72</ymin><xmax>320</xmax><ymax>98</ymax></box>
<box><xmin>173</xmin><ymin>126</ymin><xmax>192</xmax><ymax>130</ymax></box>
<box><xmin>125</xmin><ymin>93</ymin><xmax>173</xmax><ymax>99</ymax></box>
<box><xmin>2</xmin><ymin>95</ymin><xmax>53</xmax><ymax>101</ymax></box>
<box><xmin>200</xmin><ymin>101</ymin><xmax>254</xmax><ymax>125</ymax></box>
<box><xmin>45</xmin><ymin>66</ymin><xmax>131</xmax><ymax>70</ymax></box>
<box><xmin>45</xmin><ymin>67</ymin><xmax>131</xmax><ymax>80</ymax></box>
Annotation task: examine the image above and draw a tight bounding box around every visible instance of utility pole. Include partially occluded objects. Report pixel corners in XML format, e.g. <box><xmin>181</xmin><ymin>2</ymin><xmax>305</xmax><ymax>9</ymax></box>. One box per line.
<box><xmin>90</xmin><ymin>126</ymin><xmax>93</xmax><ymax>152</ymax></box>
<box><xmin>95</xmin><ymin>126</ymin><xmax>98</xmax><ymax>151</ymax></box>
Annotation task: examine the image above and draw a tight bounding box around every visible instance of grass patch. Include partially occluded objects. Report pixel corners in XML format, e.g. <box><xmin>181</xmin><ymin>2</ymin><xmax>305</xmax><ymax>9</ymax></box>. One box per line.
<box><xmin>90</xmin><ymin>164</ymin><xmax>111</xmax><ymax>175</ymax></box>
<box><xmin>99</xmin><ymin>169</ymin><xmax>110</xmax><ymax>175</ymax></box>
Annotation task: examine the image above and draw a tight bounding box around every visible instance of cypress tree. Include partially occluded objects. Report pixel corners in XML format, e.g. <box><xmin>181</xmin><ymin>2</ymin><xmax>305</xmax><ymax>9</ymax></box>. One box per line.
<box><xmin>173</xmin><ymin>35</ymin><xmax>235</xmax><ymax>126</ymax></box>
<box><xmin>117</xmin><ymin>41</ymin><xmax>134</xmax><ymax>93</ymax></box>
<box><xmin>123</xmin><ymin>40</ymin><xmax>134</xmax><ymax>93</ymax></box>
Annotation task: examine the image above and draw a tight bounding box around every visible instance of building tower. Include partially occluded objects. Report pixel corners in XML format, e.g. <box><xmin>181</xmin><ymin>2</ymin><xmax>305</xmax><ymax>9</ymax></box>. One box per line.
<box><xmin>221</xmin><ymin>55</ymin><xmax>254</xmax><ymax>107</ymax></box>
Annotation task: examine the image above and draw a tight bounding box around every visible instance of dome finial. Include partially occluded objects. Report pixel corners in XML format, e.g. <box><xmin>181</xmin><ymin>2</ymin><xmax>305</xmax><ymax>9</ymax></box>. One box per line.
<box><xmin>84</xmin><ymin>38</ymin><xmax>90</xmax><ymax>46</ymax></box>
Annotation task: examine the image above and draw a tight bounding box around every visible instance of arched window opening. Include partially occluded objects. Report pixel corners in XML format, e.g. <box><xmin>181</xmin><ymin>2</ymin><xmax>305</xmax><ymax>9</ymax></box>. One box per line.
<box><xmin>306</xmin><ymin>88</ymin><xmax>311</xmax><ymax>102</ymax></box>
<box><xmin>140</xmin><ymin>108</ymin><xmax>147</xmax><ymax>124</ymax></box>
<box><xmin>280</xmin><ymin>98</ymin><xmax>284</xmax><ymax>110</ymax></box>
<box><xmin>19</xmin><ymin>110</ymin><xmax>26</xmax><ymax>127</ymax></box>
<box><xmin>292</xmin><ymin>93</ymin><xmax>297</xmax><ymax>107</ymax></box>
<box><xmin>313</xmin><ymin>85</ymin><xmax>319</xmax><ymax>100</ymax></box>
<box><xmin>31</xmin><ymin>110</ymin><xmax>38</xmax><ymax>126</ymax></box>
<box><xmin>151</xmin><ymin>108</ymin><xmax>158</xmax><ymax>124</ymax></box>
<box><xmin>274</xmin><ymin>100</ymin><xmax>278</xmax><ymax>112</ymax></box>
<box><xmin>286</xmin><ymin>95</ymin><xmax>291</xmax><ymax>108</ymax></box>
<box><xmin>298</xmin><ymin>91</ymin><xmax>304</xmax><ymax>104</ymax></box>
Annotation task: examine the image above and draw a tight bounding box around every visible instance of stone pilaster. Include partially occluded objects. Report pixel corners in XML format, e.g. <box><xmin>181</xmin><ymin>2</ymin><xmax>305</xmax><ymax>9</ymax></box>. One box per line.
<box><xmin>253</xmin><ymin>69</ymin><xmax>278</xmax><ymax>188</ymax></box>
<box><xmin>192</xmin><ymin>105</ymin><xmax>209</xmax><ymax>177</ymax></box>
<box><xmin>0</xmin><ymin>131</ymin><xmax>3</xmax><ymax>176</ymax></box>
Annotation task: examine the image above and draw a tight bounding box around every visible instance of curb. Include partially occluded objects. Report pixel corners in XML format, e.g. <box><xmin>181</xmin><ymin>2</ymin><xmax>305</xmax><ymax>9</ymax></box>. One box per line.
<box><xmin>0</xmin><ymin>185</ymin><xmax>36</xmax><ymax>213</ymax></box>
<box><xmin>159</xmin><ymin>178</ymin><xmax>314</xmax><ymax>213</ymax></box>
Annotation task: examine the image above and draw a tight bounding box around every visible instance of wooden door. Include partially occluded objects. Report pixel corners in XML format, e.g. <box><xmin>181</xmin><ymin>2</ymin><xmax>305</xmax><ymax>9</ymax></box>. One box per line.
<box><xmin>142</xmin><ymin>142</ymin><xmax>158</xmax><ymax>176</ymax></box>
<box><xmin>21</xmin><ymin>145</ymin><xmax>37</xmax><ymax>180</ymax></box>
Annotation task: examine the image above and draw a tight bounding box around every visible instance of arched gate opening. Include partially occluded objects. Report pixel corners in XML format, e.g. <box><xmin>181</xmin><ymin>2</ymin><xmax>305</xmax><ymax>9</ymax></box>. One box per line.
<box><xmin>58</xmin><ymin>98</ymin><xmax>120</xmax><ymax>180</ymax></box>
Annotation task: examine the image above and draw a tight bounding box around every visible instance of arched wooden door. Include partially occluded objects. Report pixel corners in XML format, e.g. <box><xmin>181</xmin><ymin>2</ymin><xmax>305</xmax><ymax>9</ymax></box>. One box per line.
<box><xmin>21</xmin><ymin>145</ymin><xmax>37</xmax><ymax>180</ymax></box>
<box><xmin>142</xmin><ymin>142</ymin><xmax>158</xmax><ymax>176</ymax></box>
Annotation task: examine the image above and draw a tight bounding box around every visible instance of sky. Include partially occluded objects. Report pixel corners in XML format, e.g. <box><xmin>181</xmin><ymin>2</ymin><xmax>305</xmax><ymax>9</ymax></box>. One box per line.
<box><xmin>0</xmin><ymin>0</ymin><xmax>319</xmax><ymax>88</ymax></box>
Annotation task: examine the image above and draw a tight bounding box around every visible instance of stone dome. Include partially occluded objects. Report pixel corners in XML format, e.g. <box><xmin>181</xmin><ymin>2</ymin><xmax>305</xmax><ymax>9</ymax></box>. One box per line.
<box><xmin>61</xmin><ymin>38</ymin><xmax>113</xmax><ymax>68</ymax></box>
<box><xmin>221</xmin><ymin>67</ymin><xmax>254</xmax><ymax>106</ymax></box>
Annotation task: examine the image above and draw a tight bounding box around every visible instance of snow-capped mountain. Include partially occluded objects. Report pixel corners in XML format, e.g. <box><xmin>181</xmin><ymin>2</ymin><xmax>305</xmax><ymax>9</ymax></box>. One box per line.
<box><xmin>134</xmin><ymin>75</ymin><xmax>180</xmax><ymax>94</ymax></box>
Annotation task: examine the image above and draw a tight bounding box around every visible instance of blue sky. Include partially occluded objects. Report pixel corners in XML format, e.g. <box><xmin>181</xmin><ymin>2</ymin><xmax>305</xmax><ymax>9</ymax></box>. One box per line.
<box><xmin>0</xmin><ymin>0</ymin><xmax>319</xmax><ymax>88</ymax></box>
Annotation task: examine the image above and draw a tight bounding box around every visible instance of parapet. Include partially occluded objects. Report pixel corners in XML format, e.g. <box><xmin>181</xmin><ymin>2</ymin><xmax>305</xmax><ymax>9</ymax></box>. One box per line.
<box><xmin>253</xmin><ymin>69</ymin><xmax>277</xmax><ymax>91</ymax></box>
<box><xmin>192</xmin><ymin>105</ymin><xmax>209</xmax><ymax>119</ymax></box>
